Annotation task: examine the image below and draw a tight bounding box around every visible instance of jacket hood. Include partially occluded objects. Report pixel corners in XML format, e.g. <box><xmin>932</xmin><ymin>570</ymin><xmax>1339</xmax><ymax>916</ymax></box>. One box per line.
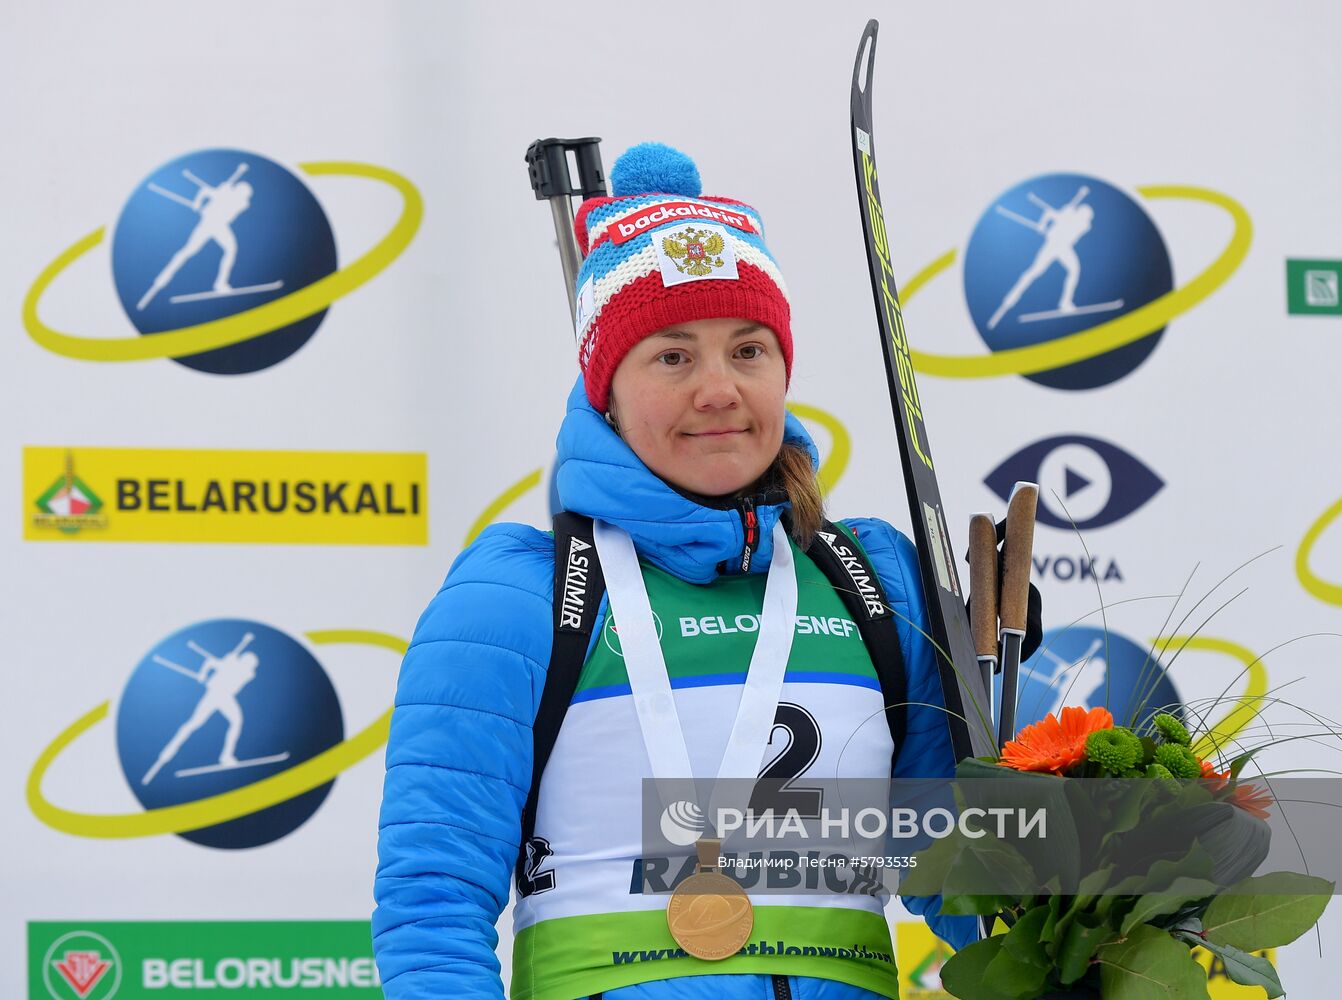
<box><xmin>554</xmin><ymin>377</ymin><xmax>820</xmax><ymax>584</ymax></box>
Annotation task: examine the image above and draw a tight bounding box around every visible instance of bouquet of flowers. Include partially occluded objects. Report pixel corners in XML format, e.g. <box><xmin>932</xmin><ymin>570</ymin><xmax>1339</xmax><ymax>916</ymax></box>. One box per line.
<box><xmin>898</xmin><ymin>706</ymin><xmax>1334</xmax><ymax>1000</ymax></box>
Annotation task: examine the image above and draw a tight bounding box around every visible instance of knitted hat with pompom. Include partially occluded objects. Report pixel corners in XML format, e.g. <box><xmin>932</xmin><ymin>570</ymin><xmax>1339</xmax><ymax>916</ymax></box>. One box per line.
<box><xmin>572</xmin><ymin>143</ymin><xmax>792</xmax><ymax>413</ymax></box>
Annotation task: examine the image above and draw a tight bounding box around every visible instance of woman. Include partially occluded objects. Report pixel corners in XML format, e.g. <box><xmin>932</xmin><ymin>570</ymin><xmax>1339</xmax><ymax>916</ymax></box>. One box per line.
<box><xmin>374</xmin><ymin>144</ymin><xmax>979</xmax><ymax>1000</ymax></box>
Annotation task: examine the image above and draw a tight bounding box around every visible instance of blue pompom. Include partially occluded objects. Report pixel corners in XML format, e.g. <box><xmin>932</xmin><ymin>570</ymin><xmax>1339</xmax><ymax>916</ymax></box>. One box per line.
<box><xmin>610</xmin><ymin>143</ymin><xmax>702</xmax><ymax>198</ymax></box>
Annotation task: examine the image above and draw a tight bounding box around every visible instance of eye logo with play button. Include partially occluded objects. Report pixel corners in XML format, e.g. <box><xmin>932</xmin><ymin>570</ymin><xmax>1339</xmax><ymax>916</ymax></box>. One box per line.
<box><xmin>985</xmin><ymin>435</ymin><xmax>1163</xmax><ymax>530</ymax></box>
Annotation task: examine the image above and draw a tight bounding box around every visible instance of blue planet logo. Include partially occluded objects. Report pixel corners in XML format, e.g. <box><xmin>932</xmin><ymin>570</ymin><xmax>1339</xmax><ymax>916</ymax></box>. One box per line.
<box><xmin>964</xmin><ymin>174</ymin><xmax>1173</xmax><ymax>390</ymax></box>
<box><xmin>28</xmin><ymin>625</ymin><xmax>405</xmax><ymax>847</ymax></box>
<box><xmin>1007</xmin><ymin>626</ymin><xmax>1183</xmax><ymax>733</ymax></box>
<box><xmin>24</xmin><ymin>151</ymin><xmax>421</xmax><ymax>373</ymax></box>
<box><xmin>110</xmin><ymin>150</ymin><xmax>337</xmax><ymax>374</ymax></box>
<box><xmin>115</xmin><ymin>619</ymin><xmax>342</xmax><ymax>848</ymax></box>
<box><xmin>901</xmin><ymin>177</ymin><xmax>1250</xmax><ymax>386</ymax></box>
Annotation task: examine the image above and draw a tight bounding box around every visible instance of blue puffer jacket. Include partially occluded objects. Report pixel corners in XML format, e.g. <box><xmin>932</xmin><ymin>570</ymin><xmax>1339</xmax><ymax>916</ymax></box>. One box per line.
<box><xmin>373</xmin><ymin>378</ymin><xmax>977</xmax><ymax>999</ymax></box>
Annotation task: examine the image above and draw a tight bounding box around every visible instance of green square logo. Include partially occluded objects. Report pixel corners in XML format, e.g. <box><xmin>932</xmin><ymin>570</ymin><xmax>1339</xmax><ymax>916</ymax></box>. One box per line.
<box><xmin>29</xmin><ymin>921</ymin><xmax>381</xmax><ymax>998</ymax></box>
<box><xmin>1286</xmin><ymin>259</ymin><xmax>1342</xmax><ymax>315</ymax></box>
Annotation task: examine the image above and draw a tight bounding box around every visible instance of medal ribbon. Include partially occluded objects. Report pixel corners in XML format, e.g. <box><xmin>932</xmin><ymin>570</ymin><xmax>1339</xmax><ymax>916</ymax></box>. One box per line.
<box><xmin>593</xmin><ymin>519</ymin><xmax>798</xmax><ymax>835</ymax></box>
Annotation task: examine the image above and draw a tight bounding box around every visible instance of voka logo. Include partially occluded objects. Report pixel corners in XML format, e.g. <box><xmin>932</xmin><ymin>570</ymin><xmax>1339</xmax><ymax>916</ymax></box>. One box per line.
<box><xmin>816</xmin><ymin>531</ymin><xmax>887</xmax><ymax>618</ymax></box>
<box><xmin>28</xmin><ymin>621</ymin><xmax>405</xmax><ymax>850</ymax></box>
<box><xmin>987</xmin><ymin>435</ymin><xmax>1163</xmax><ymax>531</ymax></box>
<box><xmin>25</xmin><ymin>148</ymin><xmax>420</xmax><ymax>374</ymax></box>
<box><xmin>901</xmin><ymin>173</ymin><xmax>1249</xmax><ymax>390</ymax></box>
<box><xmin>42</xmin><ymin>930</ymin><xmax>121</xmax><ymax>1000</ymax></box>
<box><xmin>559</xmin><ymin>535</ymin><xmax>594</xmax><ymax>631</ymax></box>
<box><xmin>987</xmin><ymin>436</ymin><xmax>1163</xmax><ymax>584</ymax></box>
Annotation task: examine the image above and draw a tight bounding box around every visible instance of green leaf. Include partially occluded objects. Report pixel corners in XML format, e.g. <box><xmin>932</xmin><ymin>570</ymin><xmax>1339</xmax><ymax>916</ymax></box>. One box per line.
<box><xmin>1040</xmin><ymin>893</ymin><xmax>1063</xmax><ymax>949</ymax></box>
<box><xmin>1119</xmin><ymin>877</ymin><xmax>1221</xmax><ymax>935</ymax></box>
<box><xmin>957</xmin><ymin>759</ymin><xmax>1082</xmax><ymax>890</ymax></box>
<box><xmin>939</xmin><ymin>892</ymin><xmax>1018</xmax><ymax>917</ymax></box>
<box><xmin>1095</xmin><ymin>923</ymin><xmax>1212</xmax><ymax>999</ymax></box>
<box><xmin>983</xmin><ymin>937</ymin><xmax>1051</xmax><ymax>999</ymax></box>
<box><xmin>1056</xmin><ymin>913</ymin><xmax>1116</xmax><ymax>985</ymax></box>
<box><xmin>898</xmin><ymin>832</ymin><xmax>964</xmax><ymax>895</ymax></box>
<box><xmin>1001</xmin><ymin>905</ymin><xmax>1051</xmax><ymax>968</ymax></box>
<box><xmin>1196</xmin><ymin>805</ymin><xmax>1272</xmax><ymax>887</ymax></box>
<box><xmin>939</xmin><ymin>937</ymin><xmax>1023</xmax><ymax>1000</ymax></box>
<box><xmin>1227</xmin><ymin>749</ymin><xmax>1259</xmax><ymax>783</ymax></box>
<box><xmin>901</xmin><ymin>823</ymin><xmax>1037</xmax><ymax>914</ymax></box>
<box><xmin>1146</xmin><ymin>842</ymin><xmax>1215</xmax><ymax>888</ymax></box>
<box><xmin>1179</xmin><ymin>936</ymin><xmax>1284</xmax><ymax>999</ymax></box>
<box><xmin>1202</xmin><ymin>872</ymin><xmax>1335</xmax><ymax>949</ymax></box>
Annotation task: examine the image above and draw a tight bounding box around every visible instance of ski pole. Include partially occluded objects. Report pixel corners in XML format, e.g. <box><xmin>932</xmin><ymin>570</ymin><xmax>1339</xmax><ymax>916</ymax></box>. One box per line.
<box><xmin>996</xmin><ymin>482</ymin><xmax>1039</xmax><ymax>750</ymax></box>
<box><xmin>524</xmin><ymin>138</ymin><xmax>608</xmax><ymax>327</ymax></box>
<box><xmin>151</xmin><ymin>655</ymin><xmax>204</xmax><ymax>683</ymax></box>
<box><xmin>968</xmin><ymin>513</ymin><xmax>1000</xmax><ymax>729</ymax></box>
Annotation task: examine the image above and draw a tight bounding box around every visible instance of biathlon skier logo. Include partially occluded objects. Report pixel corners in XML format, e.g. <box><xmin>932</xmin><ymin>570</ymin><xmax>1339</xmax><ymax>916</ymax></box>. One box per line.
<box><xmin>961</xmin><ymin>174</ymin><xmax>1177</xmax><ymax>390</ymax></box>
<box><xmin>114</xmin><ymin>619</ymin><xmax>344</xmax><ymax>849</ymax></box>
<box><xmin>1012</xmin><ymin>627</ymin><xmax>1181</xmax><ymax>732</ymax></box>
<box><xmin>133</xmin><ymin>161</ymin><xmax>281</xmax><ymax>312</ymax></box>
<box><xmin>26</xmin><ymin>148</ymin><xmax>421</xmax><ymax>375</ymax></box>
<box><xmin>110</xmin><ymin>150</ymin><xmax>336</xmax><ymax>374</ymax></box>
<box><xmin>30</xmin><ymin>623</ymin><xmax>405</xmax><ymax>850</ymax></box>
<box><xmin>139</xmin><ymin>631</ymin><xmax>287</xmax><ymax>786</ymax></box>
<box><xmin>42</xmin><ymin>930</ymin><xmax>121</xmax><ymax>1000</ymax></box>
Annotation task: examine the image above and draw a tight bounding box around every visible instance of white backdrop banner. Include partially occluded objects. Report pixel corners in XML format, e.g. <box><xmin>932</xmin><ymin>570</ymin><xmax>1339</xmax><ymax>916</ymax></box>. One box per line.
<box><xmin>4</xmin><ymin>2</ymin><xmax>1340</xmax><ymax>998</ymax></box>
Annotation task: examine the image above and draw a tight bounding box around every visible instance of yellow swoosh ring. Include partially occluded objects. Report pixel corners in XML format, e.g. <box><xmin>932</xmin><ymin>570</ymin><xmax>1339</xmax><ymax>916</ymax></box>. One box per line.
<box><xmin>24</xmin><ymin>162</ymin><xmax>421</xmax><ymax>363</ymax></box>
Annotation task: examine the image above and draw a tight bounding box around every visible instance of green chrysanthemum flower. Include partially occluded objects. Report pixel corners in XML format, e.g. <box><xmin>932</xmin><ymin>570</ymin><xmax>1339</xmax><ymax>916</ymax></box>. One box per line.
<box><xmin>1085</xmin><ymin>728</ymin><xmax>1141</xmax><ymax>774</ymax></box>
<box><xmin>1146</xmin><ymin>763</ymin><xmax>1175</xmax><ymax>780</ymax></box>
<box><xmin>1152</xmin><ymin>713</ymin><xmax>1191</xmax><ymax>746</ymax></box>
<box><xmin>1154</xmin><ymin>742</ymin><xmax>1202</xmax><ymax>779</ymax></box>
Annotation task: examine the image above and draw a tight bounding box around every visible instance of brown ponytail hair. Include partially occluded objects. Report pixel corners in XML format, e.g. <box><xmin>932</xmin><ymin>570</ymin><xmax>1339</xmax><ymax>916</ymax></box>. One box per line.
<box><xmin>755</xmin><ymin>441</ymin><xmax>825</xmax><ymax>550</ymax></box>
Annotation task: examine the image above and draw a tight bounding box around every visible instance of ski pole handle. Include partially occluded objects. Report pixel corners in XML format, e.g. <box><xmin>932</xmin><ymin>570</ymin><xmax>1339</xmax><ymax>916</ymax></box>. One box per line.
<box><xmin>525</xmin><ymin>137</ymin><xmax>607</xmax><ymax>328</ymax></box>
<box><xmin>968</xmin><ymin>513</ymin><xmax>1000</xmax><ymax>661</ymax></box>
<box><xmin>999</xmin><ymin>483</ymin><xmax>1039</xmax><ymax>635</ymax></box>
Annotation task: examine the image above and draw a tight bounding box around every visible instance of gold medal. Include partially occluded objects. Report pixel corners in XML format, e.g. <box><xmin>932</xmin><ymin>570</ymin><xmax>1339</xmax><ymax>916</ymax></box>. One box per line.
<box><xmin>666</xmin><ymin>838</ymin><xmax>754</xmax><ymax>961</ymax></box>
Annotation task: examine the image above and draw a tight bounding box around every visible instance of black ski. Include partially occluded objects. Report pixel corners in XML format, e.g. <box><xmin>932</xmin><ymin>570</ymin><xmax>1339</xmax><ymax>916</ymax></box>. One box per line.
<box><xmin>850</xmin><ymin>20</ymin><xmax>995</xmax><ymax>761</ymax></box>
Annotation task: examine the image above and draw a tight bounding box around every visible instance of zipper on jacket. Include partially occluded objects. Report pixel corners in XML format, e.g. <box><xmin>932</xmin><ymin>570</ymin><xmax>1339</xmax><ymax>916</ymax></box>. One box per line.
<box><xmin>739</xmin><ymin>495</ymin><xmax>760</xmax><ymax>573</ymax></box>
<box><xmin>771</xmin><ymin>975</ymin><xmax>792</xmax><ymax>1000</ymax></box>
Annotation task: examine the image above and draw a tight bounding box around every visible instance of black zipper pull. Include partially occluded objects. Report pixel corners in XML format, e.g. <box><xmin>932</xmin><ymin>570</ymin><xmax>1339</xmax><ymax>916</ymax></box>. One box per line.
<box><xmin>739</xmin><ymin>496</ymin><xmax>759</xmax><ymax>572</ymax></box>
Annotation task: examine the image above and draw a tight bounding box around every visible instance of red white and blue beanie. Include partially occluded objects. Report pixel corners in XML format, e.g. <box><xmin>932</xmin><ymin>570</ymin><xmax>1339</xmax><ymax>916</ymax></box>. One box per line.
<box><xmin>573</xmin><ymin>143</ymin><xmax>792</xmax><ymax>413</ymax></box>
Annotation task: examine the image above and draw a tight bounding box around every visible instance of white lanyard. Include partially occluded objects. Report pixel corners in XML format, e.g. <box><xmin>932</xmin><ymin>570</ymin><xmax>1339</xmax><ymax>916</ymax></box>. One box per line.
<box><xmin>593</xmin><ymin>519</ymin><xmax>798</xmax><ymax>834</ymax></box>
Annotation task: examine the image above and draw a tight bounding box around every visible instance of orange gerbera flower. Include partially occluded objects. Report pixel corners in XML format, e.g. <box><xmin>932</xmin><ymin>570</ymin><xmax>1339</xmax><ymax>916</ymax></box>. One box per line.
<box><xmin>1200</xmin><ymin>760</ymin><xmax>1273</xmax><ymax>819</ymax></box>
<box><xmin>1000</xmin><ymin>706</ymin><xmax>1115</xmax><ymax>774</ymax></box>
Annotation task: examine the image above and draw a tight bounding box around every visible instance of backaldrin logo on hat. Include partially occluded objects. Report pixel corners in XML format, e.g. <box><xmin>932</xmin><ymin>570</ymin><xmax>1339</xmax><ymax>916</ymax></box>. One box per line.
<box><xmin>609</xmin><ymin>201</ymin><xmax>757</xmax><ymax>245</ymax></box>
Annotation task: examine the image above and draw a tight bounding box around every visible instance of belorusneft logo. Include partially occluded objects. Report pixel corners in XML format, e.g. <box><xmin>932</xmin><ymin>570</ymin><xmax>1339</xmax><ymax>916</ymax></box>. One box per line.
<box><xmin>23</xmin><ymin>447</ymin><xmax>426</xmax><ymax>545</ymax></box>
<box><xmin>29</xmin><ymin>922</ymin><xmax>382</xmax><ymax>997</ymax></box>
<box><xmin>38</xmin><ymin>930</ymin><xmax>121</xmax><ymax>1000</ymax></box>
